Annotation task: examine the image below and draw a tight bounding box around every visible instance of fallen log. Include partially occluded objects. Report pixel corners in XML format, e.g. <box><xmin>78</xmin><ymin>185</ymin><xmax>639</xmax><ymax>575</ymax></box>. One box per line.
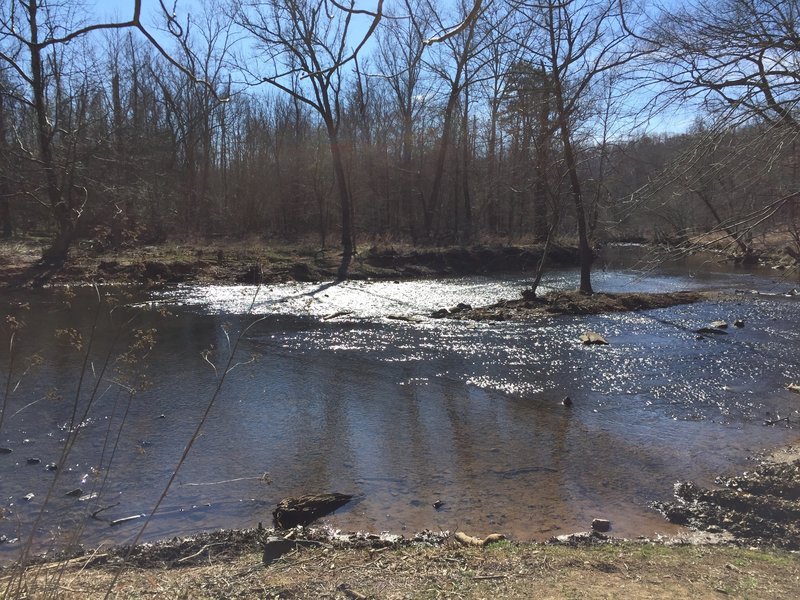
<box><xmin>273</xmin><ymin>492</ymin><xmax>353</xmax><ymax>529</ymax></box>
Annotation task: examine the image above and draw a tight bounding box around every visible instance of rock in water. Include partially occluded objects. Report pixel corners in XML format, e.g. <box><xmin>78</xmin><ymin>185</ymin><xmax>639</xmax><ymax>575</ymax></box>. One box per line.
<box><xmin>273</xmin><ymin>493</ymin><xmax>353</xmax><ymax>529</ymax></box>
<box><xmin>733</xmin><ymin>319</ymin><xmax>745</xmax><ymax>328</ymax></box>
<box><xmin>580</xmin><ymin>331</ymin><xmax>608</xmax><ymax>345</ymax></box>
<box><xmin>591</xmin><ymin>518</ymin><xmax>611</xmax><ymax>532</ymax></box>
<box><xmin>788</xmin><ymin>383</ymin><xmax>800</xmax><ymax>395</ymax></box>
<box><xmin>710</xmin><ymin>320</ymin><xmax>728</xmax><ymax>329</ymax></box>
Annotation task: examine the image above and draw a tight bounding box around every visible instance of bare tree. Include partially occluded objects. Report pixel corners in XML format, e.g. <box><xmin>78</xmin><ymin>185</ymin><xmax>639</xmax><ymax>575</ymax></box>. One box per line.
<box><xmin>376</xmin><ymin>0</ymin><xmax>434</xmax><ymax>240</ymax></box>
<box><xmin>636</xmin><ymin>0</ymin><xmax>800</xmax><ymax>260</ymax></box>
<box><xmin>512</xmin><ymin>0</ymin><xmax>639</xmax><ymax>294</ymax></box>
<box><xmin>233</xmin><ymin>0</ymin><xmax>383</xmax><ymax>279</ymax></box>
<box><xmin>0</xmin><ymin>0</ymin><xmax>221</xmax><ymax>263</ymax></box>
<box><xmin>422</xmin><ymin>0</ymin><xmax>491</xmax><ymax>241</ymax></box>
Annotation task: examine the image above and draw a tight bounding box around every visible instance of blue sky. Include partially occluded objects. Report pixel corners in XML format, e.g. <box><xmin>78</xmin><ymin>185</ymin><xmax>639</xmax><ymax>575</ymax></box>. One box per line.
<box><xmin>82</xmin><ymin>0</ymin><xmax>694</xmax><ymax>135</ymax></box>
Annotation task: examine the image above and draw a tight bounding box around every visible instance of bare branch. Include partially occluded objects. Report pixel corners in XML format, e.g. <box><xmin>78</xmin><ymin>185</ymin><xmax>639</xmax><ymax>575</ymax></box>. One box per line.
<box><xmin>424</xmin><ymin>0</ymin><xmax>483</xmax><ymax>45</ymax></box>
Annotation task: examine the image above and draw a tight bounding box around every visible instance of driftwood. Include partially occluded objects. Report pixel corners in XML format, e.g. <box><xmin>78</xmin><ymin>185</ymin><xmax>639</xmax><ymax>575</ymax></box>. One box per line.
<box><xmin>272</xmin><ymin>492</ymin><xmax>353</xmax><ymax>529</ymax></box>
<box><xmin>454</xmin><ymin>531</ymin><xmax>506</xmax><ymax>547</ymax></box>
<box><xmin>110</xmin><ymin>514</ymin><xmax>145</xmax><ymax>527</ymax></box>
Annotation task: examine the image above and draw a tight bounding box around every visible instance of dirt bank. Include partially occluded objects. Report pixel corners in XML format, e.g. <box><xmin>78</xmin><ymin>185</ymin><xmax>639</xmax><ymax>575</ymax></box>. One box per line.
<box><xmin>0</xmin><ymin>239</ymin><xmax>579</xmax><ymax>288</ymax></box>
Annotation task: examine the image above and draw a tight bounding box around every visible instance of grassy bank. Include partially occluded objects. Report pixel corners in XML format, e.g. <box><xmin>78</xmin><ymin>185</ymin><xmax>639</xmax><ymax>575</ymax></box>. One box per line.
<box><xmin>4</xmin><ymin>539</ymin><xmax>799</xmax><ymax>599</ymax></box>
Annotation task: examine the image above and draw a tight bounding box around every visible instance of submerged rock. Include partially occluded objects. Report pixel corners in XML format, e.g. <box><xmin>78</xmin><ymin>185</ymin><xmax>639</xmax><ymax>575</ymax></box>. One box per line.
<box><xmin>0</xmin><ymin>447</ymin><xmax>12</xmax><ymax>454</ymax></box>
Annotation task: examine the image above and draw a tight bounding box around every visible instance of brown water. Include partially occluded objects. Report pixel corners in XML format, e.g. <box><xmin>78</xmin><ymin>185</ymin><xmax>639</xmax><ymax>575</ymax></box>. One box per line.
<box><xmin>1</xmin><ymin>252</ymin><xmax>799</xmax><ymax>559</ymax></box>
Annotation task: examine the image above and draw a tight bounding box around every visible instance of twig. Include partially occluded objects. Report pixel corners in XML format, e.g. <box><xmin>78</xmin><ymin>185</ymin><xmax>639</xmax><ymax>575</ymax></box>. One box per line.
<box><xmin>181</xmin><ymin>474</ymin><xmax>269</xmax><ymax>487</ymax></box>
<box><xmin>176</xmin><ymin>542</ymin><xmax>226</xmax><ymax>563</ymax></box>
<box><xmin>91</xmin><ymin>502</ymin><xmax>120</xmax><ymax>520</ymax></box>
<box><xmin>337</xmin><ymin>583</ymin><xmax>368</xmax><ymax>600</ymax></box>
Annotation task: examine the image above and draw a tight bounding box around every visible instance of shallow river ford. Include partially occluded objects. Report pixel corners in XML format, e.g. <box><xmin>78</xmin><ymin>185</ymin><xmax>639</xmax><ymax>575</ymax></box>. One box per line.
<box><xmin>1</xmin><ymin>250</ymin><xmax>799</xmax><ymax>559</ymax></box>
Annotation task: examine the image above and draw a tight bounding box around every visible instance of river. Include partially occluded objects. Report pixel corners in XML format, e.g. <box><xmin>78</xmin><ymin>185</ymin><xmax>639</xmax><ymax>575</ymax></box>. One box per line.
<box><xmin>1</xmin><ymin>248</ymin><xmax>799</xmax><ymax>559</ymax></box>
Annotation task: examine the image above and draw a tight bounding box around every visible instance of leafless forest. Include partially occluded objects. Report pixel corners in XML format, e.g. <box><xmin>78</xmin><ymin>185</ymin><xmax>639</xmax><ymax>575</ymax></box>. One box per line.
<box><xmin>1</xmin><ymin>0</ymin><xmax>799</xmax><ymax>287</ymax></box>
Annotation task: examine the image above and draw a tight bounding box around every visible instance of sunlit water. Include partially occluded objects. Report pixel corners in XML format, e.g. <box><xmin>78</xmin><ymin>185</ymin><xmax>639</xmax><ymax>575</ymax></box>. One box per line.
<box><xmin>1</xmin><ymin>250</ymin><xmax>799</xmax><ymax>560</ymax></box>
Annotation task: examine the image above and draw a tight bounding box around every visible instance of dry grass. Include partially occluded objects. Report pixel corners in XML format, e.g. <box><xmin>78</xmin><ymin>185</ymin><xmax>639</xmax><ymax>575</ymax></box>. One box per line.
<box><xmin>3</xmin><ymin>540</ymin><xmax>799</xmax><ymax>599</ymax></box>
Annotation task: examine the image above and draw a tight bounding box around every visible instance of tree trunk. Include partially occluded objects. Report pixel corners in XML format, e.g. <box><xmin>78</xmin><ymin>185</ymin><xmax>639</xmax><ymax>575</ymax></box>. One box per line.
<box><xmin>0</xmin><ymin>94</ymin><xmax>10</xmax><ymax>239</ymax></box>
<box><xmin>486</xmin><ymin>99</ymin><xmax>499</xmax><ymax>234</ymax></box>
<box><xmin>401</xmin><ymin>111</ymin><xmax>415</xmax><ymax>238</ymax></box>
<box><xmin>30</xmin><ymin>1</ymin><xmax>73</xmax><ymax>264</ymax></box>
<box><xmin>0</xmin><ymin>194</ymin><xmax>10</xmax><ymax>239</ymax></box>
<box><xmin>324</xmin><ymin>118</ymin><xmax>354</xmax><ymax>279</ymax></box>
<box><xmin>554</xmin><ymin>87</ymin><xmax>593</xmax><ymax>294</ymax></box>
<box><xmin>429</xmin><ymin>86</ymin><xmax>460</xmax><ymax>241</ymax></box>
<box><xmin>532</xmin><ymin>95</ymin><xmax>551</xmax><ymax>242</ymax></box>
<box><xmin>461</xmin><ymin>91</ymin><xmax>473</xmax><ymax>245</ymax></box>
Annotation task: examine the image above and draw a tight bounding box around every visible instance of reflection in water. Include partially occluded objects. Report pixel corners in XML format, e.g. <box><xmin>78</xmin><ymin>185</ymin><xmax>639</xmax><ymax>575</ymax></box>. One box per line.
<box><xmin>1</xmin><ymin>260</ymin><xmax>799</xmax><ymax>560</ymax></box>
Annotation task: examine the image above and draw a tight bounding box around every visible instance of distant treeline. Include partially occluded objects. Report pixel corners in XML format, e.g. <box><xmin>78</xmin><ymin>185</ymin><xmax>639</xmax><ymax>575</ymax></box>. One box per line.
<box><xmin>1</xmin><ymin>0</ymin><xmax>798</xmax><ymax>271</ymax></box>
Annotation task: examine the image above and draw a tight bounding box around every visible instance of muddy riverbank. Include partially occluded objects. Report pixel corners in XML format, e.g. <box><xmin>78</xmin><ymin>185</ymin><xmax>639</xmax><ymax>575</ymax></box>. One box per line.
<box><xmin>2</xmin><ymin>236</ymin><xmax>796</xmax><ymax>290</ymax></box>
<box><xmin>0</xmin><ymin>239</ymin><xmax>579</xmax><ymax>288</ymax></box>
<box><xmin>655</xmin><ymin>446</ymin><xmax>800</xmax><ymax>550</ymax></box>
